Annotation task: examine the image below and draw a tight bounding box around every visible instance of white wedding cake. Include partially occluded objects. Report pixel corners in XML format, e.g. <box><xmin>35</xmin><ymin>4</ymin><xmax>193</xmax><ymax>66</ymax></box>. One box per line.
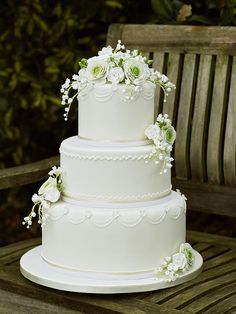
<box><xmin>21</xmin><ymin>41</ymin><xmax>202</xmax><ymax>292</ymax></box>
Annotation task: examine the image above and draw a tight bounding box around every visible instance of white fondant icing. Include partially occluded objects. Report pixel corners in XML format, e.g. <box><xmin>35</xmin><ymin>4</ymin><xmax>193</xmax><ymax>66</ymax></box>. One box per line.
<box><xmin>42</xmin><ymin>191</ymin><xmax>186</xmax><ymax>273</ymax></box>
<box><xmin>78</xmin><ymin>84</ymin><xmax>155</xmax><ymax>141</ymax></box>
<box><xmin>60</xmin><ymin>136</ymin><xmax>171</xmax><ymax>202</ymax></box>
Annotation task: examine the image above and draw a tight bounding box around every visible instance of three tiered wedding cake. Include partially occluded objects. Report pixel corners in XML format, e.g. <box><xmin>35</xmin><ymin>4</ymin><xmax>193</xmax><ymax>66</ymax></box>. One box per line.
<box><xmin>20</xmin><ymin>41</ymin><xmax>202</xmax><ymax>293</ymax></box>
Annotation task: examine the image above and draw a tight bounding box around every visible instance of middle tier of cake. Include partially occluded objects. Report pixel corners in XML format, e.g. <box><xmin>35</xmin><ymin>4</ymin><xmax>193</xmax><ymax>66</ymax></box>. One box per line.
<box><xmin>60</xmin><ymin>136</ymin><xmax>171</xmax><ymax>203</ymax></box>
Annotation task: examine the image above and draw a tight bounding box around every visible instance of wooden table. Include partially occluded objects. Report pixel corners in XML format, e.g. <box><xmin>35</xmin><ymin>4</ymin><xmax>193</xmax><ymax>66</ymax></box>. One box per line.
<box><xmin>1</xmin><ymin>230</ymin><xmax>236</xmax><ymax>314</ymax></box>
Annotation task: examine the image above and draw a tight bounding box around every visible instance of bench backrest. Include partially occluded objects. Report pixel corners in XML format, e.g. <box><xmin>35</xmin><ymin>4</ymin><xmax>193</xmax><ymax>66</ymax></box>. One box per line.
<box><xmin>107</xmin><ymin>24</ymin><xmax>236</xmax><ymax>217</ymax></box>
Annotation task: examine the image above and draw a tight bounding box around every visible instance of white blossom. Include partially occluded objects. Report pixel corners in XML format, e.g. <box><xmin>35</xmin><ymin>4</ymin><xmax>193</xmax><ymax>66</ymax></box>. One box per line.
<box><xmin>172</xmin><ymin>253</ymin><xmax>188</xmax><ymax>270</ymax></box>
<box><xmin>38</xmin><ymin>177</ymin><xmax>56</xmax><ymax>195</ymax></box>
<box><xmin>32</xmin><ymin>193</ymin><xmax>40</xmax><ymax>203</ymax></box>
<box><xmin>44</xmin><ymin>187</ymin><xmax>61</xmax><ymax>203</ymax></box>
<box><xmin>23</xmin><ymin>166</ymin><xmax>63</xmax><ymax>229</ymax></box>
<box><xmin>98</xmin><ymin>45</ymin><xmax>113</xmax><ymax>56</ymax></box>
<box><xmin>107</xmin><ymin>67</ymin><xmax>125</xmax><ymax>85</ymax></box>
<box><xmin>86</xmin><ymin>58</ymin><xmax>109</xmax><ymax>81</ymax></box>
<box><xmin>123</xmin><ymin>58</ymin><xmax>149</xmax><ymax>84</ymax></box>
<box><xmin>145</xmin><ymin>124</ymin><xmax>161</xmax><ymax>140</ymax></box>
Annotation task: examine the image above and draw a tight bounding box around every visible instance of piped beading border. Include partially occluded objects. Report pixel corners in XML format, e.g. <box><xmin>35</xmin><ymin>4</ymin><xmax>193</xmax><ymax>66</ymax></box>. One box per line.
<box><xmin>60</xmin><ymin>148</ymin><xmax>150</xmax><ymax>161</ymax></box>
<box><xmin>62</xmin><ymin>187</ymin><xmax>171</xmax><ymax>203</ymax></box>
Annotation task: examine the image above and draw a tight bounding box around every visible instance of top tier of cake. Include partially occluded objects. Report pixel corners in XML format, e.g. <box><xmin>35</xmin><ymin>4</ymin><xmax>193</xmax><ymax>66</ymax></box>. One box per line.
<box><xmin>78</xmin><ymin>83</ymin><xmax>155</xmax><ymax>142</ymax></box>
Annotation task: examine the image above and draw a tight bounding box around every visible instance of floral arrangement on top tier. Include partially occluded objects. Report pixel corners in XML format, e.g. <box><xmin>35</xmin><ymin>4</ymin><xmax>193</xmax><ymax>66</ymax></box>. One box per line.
<box><xmin>60</xmin><ymin>40</ymin><xmax>175</xmax><ymax>120</ymax></box>
<box><xmin>145</xmin><ymin>113</ymin><xmax>176</xmax><ymax>174</ymax></box>
<box><xmin>22</xmin><ymin>166</ymin><xmax>63</xmax><ymax>228</ymax></box>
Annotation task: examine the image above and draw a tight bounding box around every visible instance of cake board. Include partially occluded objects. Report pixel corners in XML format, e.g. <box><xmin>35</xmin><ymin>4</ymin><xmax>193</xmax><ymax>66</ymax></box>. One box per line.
<box><xmin>20</xmin><ymin>246</ymin><xmax>203</xmax><ymax>294</ymax></box>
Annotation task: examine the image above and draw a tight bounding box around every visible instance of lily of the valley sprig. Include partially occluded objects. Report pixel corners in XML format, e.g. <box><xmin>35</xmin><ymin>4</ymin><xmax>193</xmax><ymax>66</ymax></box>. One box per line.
<box><xmin>60</xmin><ymin>40</ymin><xmax>175</xmax><ymax>120</ymax></box>
<box><xmin>22</xmin><ymin>166</ymin><xmax>63</xmax><ymax>228</ymax></box>
<box><xmin>145</xmin><ymin>114</ymin><xmax>176</xmax><ymax>174</ymax></box>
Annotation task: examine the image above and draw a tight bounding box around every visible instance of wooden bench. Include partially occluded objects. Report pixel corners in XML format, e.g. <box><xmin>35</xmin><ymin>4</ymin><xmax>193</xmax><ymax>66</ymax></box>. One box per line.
<box><xmin>0</xmin><ymin>24</ymin><xmax>236</xmax><ymax>313</ymax></box>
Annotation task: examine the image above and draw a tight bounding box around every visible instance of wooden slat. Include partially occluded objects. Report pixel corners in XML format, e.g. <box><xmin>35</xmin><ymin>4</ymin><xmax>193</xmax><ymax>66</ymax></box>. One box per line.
<box><xmin>107</xmin><ymin>24</ymin><xmax>236</xmax><ymax>55</ymax></box>
<box><xmin>0</xmin><ymin>238</ymin><xmax>41</xmax><ymax>260</ymax></box>
<box><xmin>141</xmin><ymin>260</ymin><xmax>236</xmax><ymax>304</ymax></box>
<box><xmin>172</xmin><ymin>178</ymin><xmax>236</xmax><ymax>217</ymax></box>
<box><xmin>207</xmin><ymin>55</ymin><xmax>229</xmax><ymax>184</ymax></box>
<box><xmin>175</xmin><ymin>54</ymin><xmax>197</xmax><ymax>180</ymax></box>
<box><xmin>182</xmin><ymin>282</ymin><xmax>236</xmax><ymax>313</ymax></box>
<box><xmin>192</xmin><ymin>243</ymin><xmax>213</xmax><ymax>253</ymax></box>
<box><xmin>162</xmin><ymin>53</ymin><xmax>181</xmax><ymax>122</ymax></box>
<box><xmin>0</xmin><ymin>288</ymin><xmax>81</xmax><ymax>314</ymax></box>
<box><xmin>200</xmin><ymin>245</ymin><xmax>229</xmax><ymax>261</ymax></box>
<box><xmin>186</xmin><ymin>230</ymin><xmax>236</xmax><ymax>249</ymax></box>
<box><xmin>224</xmin><ymin>56</ymin><xmax>236</xmax><ymax>185</ymax></box>
<box><xmin>153</xmin><ymin>52</ymin><xmax>166</xmax><ymax>118</ymax></box>
<box><xmin>190</xmin><ymin>55</ymin><xmax>213</xmax><ymax>181</ymax></box>
<box><xmin>0</xmin><ymin>156</ymin><xmax>59</xmax><ymax>190</ymax></box>
<box><xmin>157</xmin><ymin>270</ymin><xmax>236</xmax><ymax>309</ymax></box>
<box><xmin>203</xmin><ymin>250</ymin><xmax>236</xmax><ymax>271</ymax></box>
<box><xmin>203</xmin><ymin>294</ymin><xmax>236</xmax><ymax>314</ymax></box>
<box><xmin>106</xmin><ymin>23</ymin><xmax>124</xmax><ymax>47</ymax></box>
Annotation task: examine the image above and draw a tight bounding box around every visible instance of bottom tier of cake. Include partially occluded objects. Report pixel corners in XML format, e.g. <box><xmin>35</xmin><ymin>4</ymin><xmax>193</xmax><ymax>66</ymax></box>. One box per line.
<box><xmin>42</xmin><ymin>191</ymin><xmax>186</xmax><ymax>275</ymax></box>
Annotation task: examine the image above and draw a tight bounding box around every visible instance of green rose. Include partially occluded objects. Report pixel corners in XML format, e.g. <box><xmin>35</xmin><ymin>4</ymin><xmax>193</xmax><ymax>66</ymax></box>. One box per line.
<box><xmin>87</xmin><ymin>57</ymin><xmax>109</xmax><ymax>81</ymax></box>
<box><xmin>179</xmin><ymin>243</ymin><xmax>194</xmax><ymax>266</ymax></box>
<box><xmin>123</xmin><ymin>58</ymin><xmax>149</xmax><ymax>84</ymax></box>
<box><xmin>164</xmin><ymin>126</ymin><xmax>176</xmax><ymax>145</ymax></box>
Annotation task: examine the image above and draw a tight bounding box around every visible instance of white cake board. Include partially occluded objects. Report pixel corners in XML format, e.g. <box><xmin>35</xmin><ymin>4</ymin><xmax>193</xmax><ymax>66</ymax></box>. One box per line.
<box><xmin>20</xmin><ymin>246</ymin><xmax>203</xmax><ymax>294</ymax></box>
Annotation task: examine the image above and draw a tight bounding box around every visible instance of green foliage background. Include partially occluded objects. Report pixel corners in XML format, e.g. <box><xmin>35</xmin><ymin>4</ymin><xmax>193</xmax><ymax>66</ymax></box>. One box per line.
<box><xmin>0</xmin><ymin>0</ymin><xmax>236</xmax><ymax>168</ymax></box>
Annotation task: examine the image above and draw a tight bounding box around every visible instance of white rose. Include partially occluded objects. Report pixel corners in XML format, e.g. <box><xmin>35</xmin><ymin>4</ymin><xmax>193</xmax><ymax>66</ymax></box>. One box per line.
<box><xmin>86</xmin><ymin>57</ymin><xmax>109</xmax><ymax>82</ymax></box>
<box><xmin>38</xmin><ymin>177</ymin><xmax>56</xmax><ymax>195</ymax></box>
<box><xmin>145</xmin><ymin>124</ymin><xmax>161</xmax><ymax>140</ymax></box>
<box><xmin>107</xmin><ymin>67</ymin><xmax>124</xmax><ymax>84</ymax></box>
<box><xmin>172</xmin><ymin>252</ymin><xmax>187</xmax><ymax>270</ymax></box>
<box><xmin>44</xmin><ymin>187</ymin><xmax>61</xmax><ymax>203</ymax></box>
<box><xmin>123</xmin><ymin>58</ymin><xmax>149</xmax><ymax>84</ymax></box>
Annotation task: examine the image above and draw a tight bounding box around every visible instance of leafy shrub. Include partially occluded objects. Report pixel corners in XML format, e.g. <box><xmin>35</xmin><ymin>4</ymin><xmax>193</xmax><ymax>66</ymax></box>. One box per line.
<box><xmin>0</xmin><ymin>0</ymin><xmax>151</xmax><ymax>168</ymax></box>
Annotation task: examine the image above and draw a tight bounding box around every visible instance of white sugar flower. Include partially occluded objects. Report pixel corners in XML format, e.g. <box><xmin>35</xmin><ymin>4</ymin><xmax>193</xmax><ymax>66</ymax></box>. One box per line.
<box><xmin>116</xmin><ymin>40</ymin><xmax>125</xmax><ymax>50</ymax></box>
<box><xmin>44</xmin><ymin>187</ymin><xmax>61</xmax><ymax>203</ymax></box>
<box><xmin>48</xmin><ymin>166</ymin><xmax>62</xmax><ymax>176</ymax></box>
<box><xmin>60</xmin><ymin>41</ymin><xmax>175</xmax><ymax>121</ymax></box>
<box><xmin>98</xmin><ymin>45</ymin><xmax>113</xmax><ymax>56</ymax></box>
<box><xmin>179</xmin><ymin>243</ymin><xmax>194</xmax><ymax>266</ymax></box>
<box><xmin>86</xmin><ymin>58</ymin><xmax>109</xmax><ymax>82</ymax></box>
<box><xmin>32</xmin><ymin>193</ymin><xmax>40</xmax><ymax>203</ymax></box>
<box><xmin>24</xmin><ymin>166</ymin><xmax>63</xmax><ymax>229</ymax></box>
<box><xmin>172</xmin><ymin>252</ymin><xmax>188</xmax><ymax>270</ymax></box>
<box><xmin>107</xmin><ymin>67</ymin><xmax>124</xmax><ymax>85</ymax></box>
<box><xmin>163</xmin><ymin>126</ymin><xmax>176</xmax><ymax>145</ymax></box>
<box><xmin>38</xmin><ymin>177</ymin><xmax>56</xmax><ymax>195</ymax></box>
<box><xmin>41</xmin><ymin>200</ymin><xmax>50</xmax><ymax>210</ymax></box>
<box><xmin>145</xmin><ymin>124</ymin><xmax>161</xmax><ymax>140</ymax></box>
<box><xmin>123</xmin><ymin>58</ymin><xmax>149</xmax><ymax>84</ymax></box>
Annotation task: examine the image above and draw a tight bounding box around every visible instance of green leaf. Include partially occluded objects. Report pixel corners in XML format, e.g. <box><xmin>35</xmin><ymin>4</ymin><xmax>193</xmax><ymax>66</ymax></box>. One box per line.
<box><xmin>33</xmin><ymin>14</ymin><xmax>48</xmax><ymax>31</ymax></box>
<box><xmin>105</xmin><ymin>0</ymin><xmax>123</xmax><ymax>9</ymax></box>
<box><xmin>79</xmin><ymin>58</ymin><xmax>88</xmax><ymax>68</ymax></box>
<box><xmin>188</xmin><ymin>14</ymin><xmax>213</xmax><ymax>25</ymax></box>
<box><xmin>151</xmin><ymin>0</ymin><xmax>174</xmax><ymax>19</ymax></box>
